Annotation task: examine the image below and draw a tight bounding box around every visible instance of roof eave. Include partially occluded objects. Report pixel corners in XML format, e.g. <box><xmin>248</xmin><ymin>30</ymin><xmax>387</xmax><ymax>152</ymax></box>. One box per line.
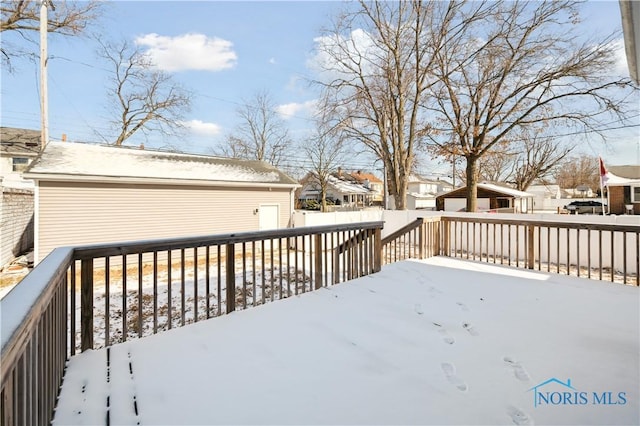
<box><xmin>23</xmin><ymin>173</ymin><xmax>301</xmax><ymax>189</ymax></box>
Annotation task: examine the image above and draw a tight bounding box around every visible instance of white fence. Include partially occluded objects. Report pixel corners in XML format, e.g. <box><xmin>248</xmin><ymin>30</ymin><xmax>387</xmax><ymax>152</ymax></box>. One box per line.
<box><xmin>293</xmin><ymin>210</ymin><xmax>640</xmax><ymax>277</ymax></box>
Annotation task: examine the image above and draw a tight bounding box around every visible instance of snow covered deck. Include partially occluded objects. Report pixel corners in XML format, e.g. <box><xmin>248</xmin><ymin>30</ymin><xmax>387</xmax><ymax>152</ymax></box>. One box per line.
<box><xmin>53</xmin><ymin>257</ymin><xmax>639</xmax><ymax>425</ymax></box>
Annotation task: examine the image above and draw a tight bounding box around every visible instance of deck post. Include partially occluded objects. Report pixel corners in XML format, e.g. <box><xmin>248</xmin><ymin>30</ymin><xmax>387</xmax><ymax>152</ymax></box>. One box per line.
<box><xmin>443</xmin><ymin>219</ymin><xmax>450</xmax><ymax>256</ymax></box>
<box><xmin>80</xmin><ymin>258</ymin><xmax>94</xmax><ymax>351</ymax></box>
<box><xmin>435</xmin><ymin>220</ymin><xmax>441</xmax><ymax>256</ymax></box>
<box><xmin>373</xmin><ymin>228</ymin><xmax>382</xmax><ymax>272</ymax></box>
<box><xmin>226</xmin><ymin>244</ymin><xmax>236</xmax><ymax>313</ymax></box>
<box><xmin>314</xmin><ymin>234</ymin><xmax>323</xmax><ymax>289</ymax></box>
<box><xmin>418</xmin><ymin>221</ymin><xmax>425</xmax><ymax>259</ymax></box>
<box><xmin>527</xmin><ymin>225</ymin><xmax>535</xmax><ymax>269</ymax></box>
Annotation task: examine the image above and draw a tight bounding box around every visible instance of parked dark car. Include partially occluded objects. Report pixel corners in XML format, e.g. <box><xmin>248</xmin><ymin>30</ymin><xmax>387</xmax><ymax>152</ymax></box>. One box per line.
<box><xmin>564</xmin><ymin>200</ymin><xmax>605</xmax><ymax>214</ymax></box>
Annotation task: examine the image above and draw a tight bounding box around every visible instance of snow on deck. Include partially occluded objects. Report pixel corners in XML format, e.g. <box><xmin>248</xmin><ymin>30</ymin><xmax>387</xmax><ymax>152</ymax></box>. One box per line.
<box><xmin>53</xmin><ymin>257</ymin><xmax>639</xmax><ymax>425</ymax></box>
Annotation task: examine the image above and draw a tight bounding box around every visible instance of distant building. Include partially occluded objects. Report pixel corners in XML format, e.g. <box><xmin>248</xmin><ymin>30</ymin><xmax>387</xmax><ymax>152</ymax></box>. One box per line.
<box><xmin>0</xmin><ymin>127</ymin><xmax>39</xmax><ymax>266</ymax></box>
<box><xmin>24</xmin><ymin>141</ymin><xmax>299</xmax><ymax>263</ymax></box>
<box><xmin>527</xmin><ymin>184</ymin><xmax>562</xmax><ymax>200</ymax></box>
<box><xmin>350</xmin><ymin>171</ymin><xmax>384</xmax><ymax>205</ymax></box>
<box><xmin>436</xmin><ymin>183</ymin><xmax>534</xmax><ymax>213</ymax></box>
<box><xmin>605</xmin><ymin>165</ymin><xmax>640</xmax><ymax>215</ymax></box>
<box><xmin>298</xmin><ymin>171</ymin><xmax>375</xmax><ymax>210</ymax></box>
<box><xmin>0</xmin><ymin>127</ymin><xmax>41</xmax><ymax>181</ymax></box>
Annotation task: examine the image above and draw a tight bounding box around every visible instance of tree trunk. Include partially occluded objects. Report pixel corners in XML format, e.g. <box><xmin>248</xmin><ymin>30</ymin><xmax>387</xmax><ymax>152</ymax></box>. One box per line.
<box><xmin>395</xmin><ymin>178</ymin><xmax>408</xmax><ymax>210</ymax></box>
<box><xmin>465</xmin><ymin>156</ymin><xmax>479</xmax><ymax>212</ymax></box>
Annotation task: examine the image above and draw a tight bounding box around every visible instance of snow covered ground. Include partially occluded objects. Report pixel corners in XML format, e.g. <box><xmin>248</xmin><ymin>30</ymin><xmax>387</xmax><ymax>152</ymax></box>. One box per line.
<box><xmin>53</xmin><ymin>257</ymin><xmax>639</xmax><ymax>425</ymax></box>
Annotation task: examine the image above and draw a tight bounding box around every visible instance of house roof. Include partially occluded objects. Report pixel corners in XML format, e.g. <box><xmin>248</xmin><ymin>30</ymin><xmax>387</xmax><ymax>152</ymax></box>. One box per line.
<box><xmin>608</xmin><ymin>165</ymin><xmax>640</xmax><ymax>179</ymax></box>
<box><xmin>526</xmin><ymin>184</ymin><xmax>560</xmax><ymax>195</ymax></box>
<box><xmin>436</xmin><ymin>183</ymin><xmax>534</xmax><ymax>199</ymax></box>
<box><xmin>350</xmin><ymin>171</ymin><xmax>382</xmax><ymax>184</ymax></box>
<box><xmin>0</xmin><ymin>127</ymin><xmax>41</xmax><ymax>156</ymax></box>
<box><xmin>24</xmin><ymin>141</ymin><xmax>298</xmax><ymax>187</ymax></box>
<box><xmin>327</xmin><ymin>175</ymin><xmax>372</xmax><ymax>194</ymax></box>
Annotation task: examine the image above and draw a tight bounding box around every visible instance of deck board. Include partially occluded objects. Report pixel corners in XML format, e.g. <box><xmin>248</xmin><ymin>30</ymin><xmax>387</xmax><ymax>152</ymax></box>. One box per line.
<box><xmin>52</xmin><ymin>258</ymin><xmax>640</xmax><ymax>425</ymax></box>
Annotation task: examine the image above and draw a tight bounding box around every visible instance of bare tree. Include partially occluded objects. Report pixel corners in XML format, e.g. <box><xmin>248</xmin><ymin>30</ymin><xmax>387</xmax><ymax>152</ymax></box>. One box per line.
<box><xmin>98</xmin><ymin>39</ymin><xmax>191</xmax><ymax>146</ymax></box>
<box><xmin>1</xmin><ymin>0</ymin><xmax>101</xmax><ymax>67</ymax></box>
<box><xmin>216</xmin><ymin>91</ymin><xmax>291</xmax><ymax>167</ymax></box>
<box><xmin>456</xmin><ymin>131</ymin><xmax>573</xmax><ymax>191</ymax></box>
<box><xmin>303</xmin><ymin>97</ymin><xmax>350</xmax><ymax>212</ymax></box>
<box><xmin>426</xmin><ymin>1</ymin><xmax>637</xmax><ymax>212</ymax></box>
<box><xmin>314</xmin><ymin>1</ymin><xmax>487</xmax><ymax>210</ymax></box>
<box><xmin>509</xmin><ymin>134</ymin><xmax>573</xmax><ymax>191</ymax></box>
<box><xmin>555</xmin><ymin>154</ymin><xmax>599</xmax><ymax>191</ymax></box>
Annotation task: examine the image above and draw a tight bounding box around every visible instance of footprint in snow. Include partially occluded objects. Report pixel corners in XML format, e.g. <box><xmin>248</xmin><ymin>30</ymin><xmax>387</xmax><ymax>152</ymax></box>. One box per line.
<box><xmin>433</xmin><ymin>322</ymin><xmax>455</xmax><ymax>345</ymax></box>
<box><xmin>414</xmin><ymin>304</ymin><xmax>424</xmax><ymax>315</ymax></box>
<box><xmin>441</xmin><ymin>362</ymin><xmax>468</xmax><ymax>392</ymax></box>
<box><xmin>462</xmin><ymin>322</ymin><xmax>479</xmax><ymax>336</ymax></box>
<box><xmin>507</xmin><ymin>405</ymin><xmax>534</xmax><ymax>425</ymax></box>
<box><xmin>503</xmin><ymin>356</ymin><xmax>531</xmax><ymax>381</ymax></box>
<box><xmin>456</xmin><ymin>302</ymin><xmax>469</xmax><ymax>311</ymax></box>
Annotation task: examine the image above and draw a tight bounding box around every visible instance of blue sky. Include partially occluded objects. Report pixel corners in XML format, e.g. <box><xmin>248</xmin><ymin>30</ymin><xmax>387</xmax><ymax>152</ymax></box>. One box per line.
<box><xmin>1</xmin><ymin>0</ymin><xmax>638</xmax><ymax>177</ymax></box>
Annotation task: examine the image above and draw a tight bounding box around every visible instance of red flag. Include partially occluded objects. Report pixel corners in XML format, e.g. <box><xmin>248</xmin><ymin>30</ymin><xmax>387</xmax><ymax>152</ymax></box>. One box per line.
<box><xmin>599</xmin><ymin>157</ymin><xmax>609</xmax><ymax>187</ymax></box>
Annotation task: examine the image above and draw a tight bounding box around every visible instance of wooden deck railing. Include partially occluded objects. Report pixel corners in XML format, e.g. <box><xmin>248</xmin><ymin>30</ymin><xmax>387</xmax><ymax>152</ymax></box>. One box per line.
<box><xmin>2</xmin><ymin>214</ymin><xmax>638</xmax><ymax>425</ymax></box>
<box><xmin>441</xmin><ymin>216</ymin><xmax>640</xmax><ymax>285</ymax></box>
<box><xmin>381</xmin><ymin>217</ymin><xmax>441</xmax><ymax>264</ymax></box>
<box><xmin>0</xmin><ymin>221</ymin><xmax>383</xmax><ymax>426</ymax></box>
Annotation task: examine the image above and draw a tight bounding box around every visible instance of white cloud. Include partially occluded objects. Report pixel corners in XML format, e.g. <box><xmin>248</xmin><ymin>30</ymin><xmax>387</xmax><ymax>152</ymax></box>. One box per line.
<box><xmin>135</xmin><ymin>33</ymin><xmax>237</xmax><ymax>72</ymax></box>
<box><xmin>269</xmin><ymin>57</ymin><xmax>277</xmax><ymax>65</ymax></box>
<box><xmin>276</xmin><ymin>100</ymin><xmax>318</xmax><ymax>119</ymax></box>
<box><xmin>307</xmin><ymin>28</ymin><xmax>378</xmax><ymax>82</ymax></box>
<box><xmin>181</xmin><ymin>119</ymin><xmax>222</xmax><ymax>136</ymax></box>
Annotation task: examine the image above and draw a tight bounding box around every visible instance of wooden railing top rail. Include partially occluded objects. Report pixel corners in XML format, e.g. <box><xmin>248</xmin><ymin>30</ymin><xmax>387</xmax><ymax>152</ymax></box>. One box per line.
<box><xmin>441</xmin><ymin>215</ymin><xmax>640</xmax><ymax>233</ymax></box>
<box><xmin>382</xmin><ymin>218</ymin><xmax>424</xmax><ymax>245</ymax></box>
<box><xmin>0</xmin><ymin>247</ymin><xmax>74</xmax><ymax>388</ymax></box>
<box><xmin>72</xmin><ymin>221</ymin><xmax>385</xmax><ymax>260</ymax></box>
<box><xmin>1</xmin><ymin>221</ymin><xmax>385</xmax><ymax>364</ymax></box>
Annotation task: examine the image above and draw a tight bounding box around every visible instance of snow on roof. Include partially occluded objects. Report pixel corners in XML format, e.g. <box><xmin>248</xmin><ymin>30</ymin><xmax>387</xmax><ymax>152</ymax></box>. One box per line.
<box><xmin>478</xmin><ymin>182</ymin><xmax>534</xmax><ymax>198</ymax></box>
<box><xmin>24</xmin><ymin>141</ymin><xmax>298</xmax><ymax>186</ymax></box>
<box><xmin>527</xmin><ymin>184</ymin><xmax>560</xmax><ymax>193</ymax></box>
<box><xmin>53</xmin><ymin>257</ymin><xmax>639</xmax><ymax>425</ymax></box>
<box><xmin>327</xmin><ymin>174</ymin><xmax>372</xmax><ymax>194</ymax></box>
<box><xmin>609</xmin><ymin>165</ymin><xmax>640</xmax><ymax>180</ymax></box>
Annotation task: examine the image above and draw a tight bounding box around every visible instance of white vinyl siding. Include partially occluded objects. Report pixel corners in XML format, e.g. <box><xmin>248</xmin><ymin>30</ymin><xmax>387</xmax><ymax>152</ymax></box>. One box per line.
<box><xmin>36</xmin><ymin>181</ymin><xmax>292</xmax><ymax>262</ymax></box>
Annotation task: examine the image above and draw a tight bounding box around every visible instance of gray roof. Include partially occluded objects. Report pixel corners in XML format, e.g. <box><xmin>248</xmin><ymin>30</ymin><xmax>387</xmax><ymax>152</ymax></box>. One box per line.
<box><xmin>609</xmin><ymin>165</ymin><xmax>640</xmax><ymax>179</ymax></box>
<box><xmin>25</xmin><ymin>141</ymin><xmax>298</xmax><ymax>187</ymax></box>
<box><xmin>0</xmin><ymin>127</ymin><xmax>41</xmax><ymax>156</ymax></box>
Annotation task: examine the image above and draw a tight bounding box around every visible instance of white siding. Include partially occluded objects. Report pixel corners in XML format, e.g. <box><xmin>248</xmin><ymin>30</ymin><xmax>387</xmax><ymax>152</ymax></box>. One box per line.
<box><xmin>36</xmin><ymin>181</ymin><xmax>292</xmax><ymax>262</ymax></box>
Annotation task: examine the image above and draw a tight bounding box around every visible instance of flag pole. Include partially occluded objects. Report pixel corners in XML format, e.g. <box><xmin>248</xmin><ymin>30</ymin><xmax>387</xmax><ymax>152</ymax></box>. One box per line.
<box><xmin>599</xmin><ymin>157</ymin><xmax>607</xmax><ymax>215</ymax></box>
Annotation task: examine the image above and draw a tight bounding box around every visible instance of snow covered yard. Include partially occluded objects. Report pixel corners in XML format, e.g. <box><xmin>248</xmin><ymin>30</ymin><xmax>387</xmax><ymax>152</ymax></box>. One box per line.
<box><xmin>53</xmin><ymin>257</ymin><xmax>639</xmax><ymax>425</ymax></box>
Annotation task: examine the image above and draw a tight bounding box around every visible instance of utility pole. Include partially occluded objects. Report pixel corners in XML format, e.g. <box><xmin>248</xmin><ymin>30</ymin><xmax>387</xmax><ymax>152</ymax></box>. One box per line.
<box><xmin>39</xmin><ymin>0</ymin><xmax>54</xmax><ymax>151</ymax></box>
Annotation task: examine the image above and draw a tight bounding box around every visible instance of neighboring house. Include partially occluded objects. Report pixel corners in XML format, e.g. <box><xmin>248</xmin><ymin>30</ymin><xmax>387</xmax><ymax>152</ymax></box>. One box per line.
<box><xmin>24</xmin><ymin>141</ymin><xmax>299</xmax><ymax>264</ymax></box>
<box><xmin>298</xmin><ymin>172</ymin><xmax>375</xmax><ymax>210</ymax></box>
<box><xmin>564</xmin><ymin>187</ymin><xmax>594</xmax><ymax>198</ymax></box>
<box><xmin>406</xmin><ymin>175</ymin><xmax>438</xmax><ymax>210</ymax></box>
<box><xmin>605</xmin><ymin>165</ymin><xmax>640</xmax><ymax>215</ymax></box>
<box><xmin>527</xmin><ymin>184</ymin><xmax>562</xmax><ymax>200</ymax></box>
<box><xmin>527</xmin><ymin>184</ymin><xmax>563</xmax><ymax>212</ymax></box>
<box><xmin>436</xmin><ymin>183</ymin><xmax>534</xmax><ymax>213</ymax></box>
<box><xmin>350</xmin><ymin>171</ymin><xmax>384</xmax><ymax>205</ymax></box>
<box><xmin>0</xmin><ymin>127</ymin><xmax>41</xmax><ymax>180</ymax></box>
<box><xmin>0</xmin><ymin>127</ymin><xmax>39</xmax><ymax>266</ymax></box>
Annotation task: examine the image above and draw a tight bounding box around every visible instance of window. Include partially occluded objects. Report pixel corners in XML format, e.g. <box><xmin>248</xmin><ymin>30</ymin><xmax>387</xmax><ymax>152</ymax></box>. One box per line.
<box><xmin>12</xmin><ymin>157</ymin><xmax>29</xmax><ymax>172</ymax></box>
<box><xmin>631</xmin><ymin>186</ymin><xmax>640</xmax><ymax>203</ymax></box>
